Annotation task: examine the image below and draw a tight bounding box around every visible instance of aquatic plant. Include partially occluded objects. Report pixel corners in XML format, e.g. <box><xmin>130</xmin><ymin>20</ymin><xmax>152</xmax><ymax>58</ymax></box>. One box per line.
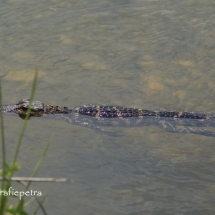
<box><xmin>0</xmin><ymin>69</ymin><xmax>50</xmax><ymax>215</ymax></box>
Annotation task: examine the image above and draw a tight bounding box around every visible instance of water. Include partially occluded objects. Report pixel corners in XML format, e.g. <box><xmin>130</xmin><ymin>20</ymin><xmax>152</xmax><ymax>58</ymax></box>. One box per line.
<box><xmin>0</xmin><ymin>0</ymin><xmax>215</xmax><ymax>214</ymax></box>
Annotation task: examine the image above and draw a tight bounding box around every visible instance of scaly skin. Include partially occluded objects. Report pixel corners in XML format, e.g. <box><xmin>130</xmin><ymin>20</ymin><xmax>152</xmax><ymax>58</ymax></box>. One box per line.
<box><xmin>0</xmin><ymin>99</ymin><xmax>213</xmax><ymax>119</ymax></box>
<box><xmin>2</xmin><ymin>98</ymin><xmax>215</xmax><ymax>137</ymax></box>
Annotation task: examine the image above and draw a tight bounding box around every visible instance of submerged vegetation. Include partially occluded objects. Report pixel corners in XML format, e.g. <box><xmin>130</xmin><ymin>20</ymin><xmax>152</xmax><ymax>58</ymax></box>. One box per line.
<box><xmin>0</xmin><ymin>69</ymin><xmax>50</xmax><ymax>215</ymax></box>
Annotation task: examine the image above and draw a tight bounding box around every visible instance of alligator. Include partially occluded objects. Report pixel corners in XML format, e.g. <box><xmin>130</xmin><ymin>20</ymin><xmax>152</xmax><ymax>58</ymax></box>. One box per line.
<box><xmin>1</xmin><ymin>98</ymin><xmax>215</xmax><ymax>137</ymax></box>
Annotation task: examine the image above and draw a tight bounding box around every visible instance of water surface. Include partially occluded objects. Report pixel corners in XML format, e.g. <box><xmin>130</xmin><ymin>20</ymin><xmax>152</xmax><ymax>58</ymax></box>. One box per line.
<box><xmin>0</xmin><ymin>0</ymin><xmax>215</xmax><ymax>214</ymax></box>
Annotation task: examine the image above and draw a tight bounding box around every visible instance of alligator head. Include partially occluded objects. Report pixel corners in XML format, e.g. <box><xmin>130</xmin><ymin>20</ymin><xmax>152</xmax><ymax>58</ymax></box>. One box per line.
<box><xmin>16</xmin><ymin>99</ymin><xmax>44</xmax><ymax>118</ymax></box>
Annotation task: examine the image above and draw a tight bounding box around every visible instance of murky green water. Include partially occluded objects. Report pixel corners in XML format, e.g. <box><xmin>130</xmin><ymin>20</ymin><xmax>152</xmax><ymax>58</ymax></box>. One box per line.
<box><xmin>1</xmin><ymin>0</ymin><xmax>215</xmax><ymax>214</ymax></box>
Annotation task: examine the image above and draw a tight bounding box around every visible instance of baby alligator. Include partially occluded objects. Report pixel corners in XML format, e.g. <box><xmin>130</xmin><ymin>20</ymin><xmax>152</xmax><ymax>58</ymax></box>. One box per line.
<box><xmin>1</xmin><ymin>99</ymin><xmax>215</xmax><ymax>137</ymax></box>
